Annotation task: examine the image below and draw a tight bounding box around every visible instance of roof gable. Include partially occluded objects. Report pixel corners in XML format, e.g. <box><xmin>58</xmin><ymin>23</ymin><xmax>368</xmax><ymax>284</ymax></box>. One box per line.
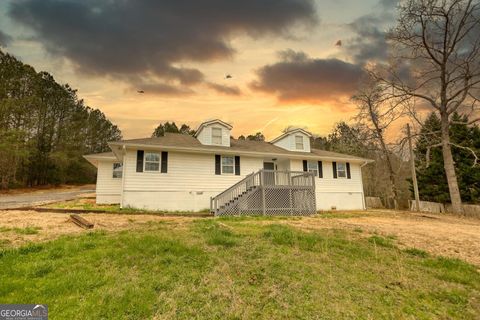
<box><xmin>270</xmin><ymin>128</ymin><xmax>312</xmax><ymax>144</ymax></box>
<box><xmin>194</xmin><ymin>119</ymin><xmax>232</xmax><ymax>137</ymax></box>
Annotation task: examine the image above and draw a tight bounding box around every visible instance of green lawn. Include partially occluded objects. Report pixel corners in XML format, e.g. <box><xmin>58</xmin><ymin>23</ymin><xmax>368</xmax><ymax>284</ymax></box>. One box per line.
<box><xmin>0</xmin><ymin>218</ymin><xmax>479</xmax><ymax>319</ymax></box>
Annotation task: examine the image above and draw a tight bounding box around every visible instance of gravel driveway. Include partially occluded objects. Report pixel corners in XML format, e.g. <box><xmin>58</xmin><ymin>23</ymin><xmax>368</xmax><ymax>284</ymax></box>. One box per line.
<box><xmin>0</xmin><ymin>185</ymin><xmax>95</xmax><ymax>209</ymax></box>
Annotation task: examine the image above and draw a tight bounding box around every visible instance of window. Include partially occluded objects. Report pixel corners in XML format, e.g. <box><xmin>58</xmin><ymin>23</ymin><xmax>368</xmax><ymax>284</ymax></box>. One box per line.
<box><xmin>144</xmin><ymin>152</ymin><xmax>160</xmax><ymax>171</ymax></box>
<box><xmin>307</xmin><ymin>161</ymin><xmax>318</xmax><ymax>176</ymax></box>
<box><xmin>337</xmin><ymin>162</ymin><xmax>347</xmax><ymax>178</ymax></box>
<box><xmin>112</xmin><ymin>162</ymin><xmax>123</xmax><ymax>178</ymax></box>
<box><xmin>212</xmin><ymin>127</ymin><xmax>222</xmax><ymax>145</ymax></box>
<box><xmin>295</xmin><ymin>135</ymin><xmax>304</xmax><ymax>150</ymax></box>
<box><xmin>221</xmin><ymin>156</ymin><xmax>234</xmax><ymax>174</ymax></box>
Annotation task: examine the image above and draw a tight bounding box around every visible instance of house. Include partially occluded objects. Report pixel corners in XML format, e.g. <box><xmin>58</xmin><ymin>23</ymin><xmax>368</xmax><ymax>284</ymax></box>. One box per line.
<box><xmin>84</xmin><ymin>119</ymin><xmax>372</xmax><ymax>215</ymax></box>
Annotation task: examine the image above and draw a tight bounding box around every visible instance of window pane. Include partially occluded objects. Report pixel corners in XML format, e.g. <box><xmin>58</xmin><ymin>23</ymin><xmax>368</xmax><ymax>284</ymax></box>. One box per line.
<box><xmin>145</xmin><ymin>162</ymin><xmax>160</xmax><ymax>171</ymax></box>
<box><xmin>222</xmin><ymin>165</ymin><xmax>234</xmax><ymax>174</ymax></box>
<box><xmin>295</xmin><ymin>136</ymin><xmax>303</xmax><ymax>149</ymax></box>
<box><xmin>212</xmin><ymin>128</ymin><xmax>222</xmax><ymax>144</ymax></box>
<box><xmin>113</xmin><ymin>162</ymin><xmax>123</xmax><ymax>178</ymax></box>
<box><xmin>337</xmin><ymin>162</ymin><xmax>346</xmax><ymax>178</ymax></box>
<box><xmin>113</xmin><ymin>171</ymin><xmax>123</xmax><ymax>178</ymax></box>
<box><xmin>145</xmin><ymin>153</ymin><xmax>159</xmax><ymax>162</ymax></box>
<box><xmin>222</xmin><ymin>156</ymin><xmax>234</xmax><ymax>165</ymax></box>
<box><xmin>307</xmin><ymin>161</ymin><xmax>317</xmax><ymax>176</ymax></box>
<box><xmin>212</xmin><ymin>136</ymin><xmax>222</xmax><ymax>144</ymax></box>
<box><xmin>307</xmin><ymin>161</ymin><xmax>317</xmax><ymax>170</ymax></box>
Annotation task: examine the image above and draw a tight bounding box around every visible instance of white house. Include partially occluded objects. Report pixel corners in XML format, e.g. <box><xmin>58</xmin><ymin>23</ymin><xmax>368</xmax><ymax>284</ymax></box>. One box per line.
<box><xmin>84</xmin><ymin>119</ymin><xmax>372</xmax><ymax>214</ymax></box>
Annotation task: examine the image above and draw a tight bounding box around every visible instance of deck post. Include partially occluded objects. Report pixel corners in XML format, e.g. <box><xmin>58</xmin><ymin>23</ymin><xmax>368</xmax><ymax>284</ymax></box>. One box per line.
<box><xmin>260</xmin><ymin>170</ymin><xmax>266</xmax><ymax>215</ymax></box>
<box><xmin>311</xmin><ymin>173</ymin><xmax>317</xmax><ymax>213</ymax></box>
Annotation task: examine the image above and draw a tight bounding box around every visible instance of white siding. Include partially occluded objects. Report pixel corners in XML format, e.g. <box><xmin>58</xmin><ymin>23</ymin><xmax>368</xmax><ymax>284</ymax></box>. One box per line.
<box><xmin>122</xmin><ymin>150</ymin><xmax>262</xmax><ymax>211</ymax></box>
<box><xmin>115</xmin><ymin>148</ymin><xmax>366</xmax><ymax>211</ymax></box>
<box><xmin>196</xmin><ymin>124</ymin><xmax>231</xmax><ymax>147</ymax></box>
<box><xmin>273</xmin><ymin>132</ymin><xmax>311</xmax><ymax>152</ymax></box>
<box><xmin>96</xmin><ymin>160</ymin><xmax>122</xmax><ymax>204</ymax></box>
<box><xmin>291</xmin><ymin>159</ymin><xmax>365</xmax><ymax>210</ymax></box>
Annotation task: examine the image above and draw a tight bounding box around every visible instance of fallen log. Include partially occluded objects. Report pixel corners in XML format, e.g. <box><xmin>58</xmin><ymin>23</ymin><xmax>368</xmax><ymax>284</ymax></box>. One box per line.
<box><xmin>70</xmin><ymin>214</ymin><xmax>94</xmax><ymax>229</ymax></box>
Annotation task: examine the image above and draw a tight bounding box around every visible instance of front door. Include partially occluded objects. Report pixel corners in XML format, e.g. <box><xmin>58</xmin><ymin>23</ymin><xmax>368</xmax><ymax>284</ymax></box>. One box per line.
<box><xmin>263</xmin><ymin>162</ymin><xmax>275</xmax><ymax>170</ymax></box>
<box><xmin>263</xmin><ymin>162</ymin><xmax>276</xmax><ymax>185</ymax></box>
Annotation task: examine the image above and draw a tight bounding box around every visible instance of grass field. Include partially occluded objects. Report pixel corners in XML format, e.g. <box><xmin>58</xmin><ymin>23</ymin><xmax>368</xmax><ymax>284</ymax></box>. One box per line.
<box><xmin>0</xmin><ymin>217</ymin><xmax>479</xmax><ymax>319</ymax></box>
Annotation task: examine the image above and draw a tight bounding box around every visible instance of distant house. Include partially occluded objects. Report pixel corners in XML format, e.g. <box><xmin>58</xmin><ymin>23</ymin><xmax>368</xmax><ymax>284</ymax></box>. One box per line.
<box><xmin>84</xmin><ymin>119</ymin><xmax>372</xmax><ymax>215</ymax></box>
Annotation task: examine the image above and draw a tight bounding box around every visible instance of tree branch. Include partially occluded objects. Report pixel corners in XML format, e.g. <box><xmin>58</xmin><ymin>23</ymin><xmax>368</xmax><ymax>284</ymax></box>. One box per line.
<box><xmin>450</xmin><ymin>142</ymin><xmax>479</xmax><ymax>167</ymax></box>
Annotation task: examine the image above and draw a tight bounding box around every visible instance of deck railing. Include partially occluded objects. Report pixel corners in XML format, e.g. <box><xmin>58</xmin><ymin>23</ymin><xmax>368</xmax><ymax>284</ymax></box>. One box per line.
<box><xmin>211</xmin><ymin>169</ymin><xmax>316</xmax><ymax>216</ymax></box>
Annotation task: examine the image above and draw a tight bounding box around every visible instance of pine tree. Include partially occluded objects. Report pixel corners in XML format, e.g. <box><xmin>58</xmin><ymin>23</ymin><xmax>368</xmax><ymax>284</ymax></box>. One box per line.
<box><xmin>414</xmin><ymin>112</ymin><xmax>480</xmax><ymax>203</ymax></box>
<box><xmin>0</xmin><ymin>49</ymin><xmax>122</xmax><ymax>188</ymax></box>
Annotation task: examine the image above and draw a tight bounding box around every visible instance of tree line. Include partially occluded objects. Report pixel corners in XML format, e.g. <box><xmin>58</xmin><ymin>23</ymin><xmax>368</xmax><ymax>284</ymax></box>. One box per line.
<box><xmin>0</xmin><ymin>50</ymin><xmax>122</xmax><ymax>188</ymax></box>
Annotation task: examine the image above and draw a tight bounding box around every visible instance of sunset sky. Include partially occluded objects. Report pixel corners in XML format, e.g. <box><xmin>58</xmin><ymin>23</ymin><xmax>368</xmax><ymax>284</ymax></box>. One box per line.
<box><xmin>0</xmin><ymin>0</ymin><xmax>397</xmax><ymax>139</ymax></box>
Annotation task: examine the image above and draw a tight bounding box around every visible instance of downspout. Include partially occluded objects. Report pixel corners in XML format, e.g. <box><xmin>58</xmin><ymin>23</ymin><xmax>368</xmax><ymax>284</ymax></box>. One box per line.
<box><xmin>120</xmin><ymin>145</ymin><xmax>127</xmax><ymax>208</ymax></box>
<box><xmin>359</xmin><ymin>160</ymin><xmax>369</xmax><ymax>210</ymax></box>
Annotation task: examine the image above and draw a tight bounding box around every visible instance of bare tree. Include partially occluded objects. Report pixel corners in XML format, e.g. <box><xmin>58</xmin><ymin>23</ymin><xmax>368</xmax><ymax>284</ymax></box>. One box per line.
<box><xmin>374</xmin><ymin>0</ymin><xmax>480</xmax><ymax>213</ymax></box>
<box><xmin>352</xmin><ymin>77</ymin><xmax>405</xmax><ymax>209</ymax></box>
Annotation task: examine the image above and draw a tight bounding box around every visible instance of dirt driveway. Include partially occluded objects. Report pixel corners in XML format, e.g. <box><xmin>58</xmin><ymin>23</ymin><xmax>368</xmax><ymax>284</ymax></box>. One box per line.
<box><xmin>0</xmin><ymin>185</ymin><xmax>94</xmax><ymax>209</ymax></box>
<box><xmin>0</xmin><ymin>209</ymin><xmax>479</xmax><ymax>266</ymax></box>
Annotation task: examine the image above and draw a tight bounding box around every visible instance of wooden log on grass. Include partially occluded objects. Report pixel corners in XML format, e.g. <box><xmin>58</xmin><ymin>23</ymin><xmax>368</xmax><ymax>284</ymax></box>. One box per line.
<box><xmin>70</xmin><ymin>214</ymin><xmax>94</xmax><ymax>229</ymax></box>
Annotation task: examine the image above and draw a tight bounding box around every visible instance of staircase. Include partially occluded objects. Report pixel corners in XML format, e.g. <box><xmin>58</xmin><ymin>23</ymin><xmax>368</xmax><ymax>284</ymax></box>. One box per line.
<box><xmin>210</xmin><ymin>169</ymin><xmax>317</xmax><ymax>216</ymax></box>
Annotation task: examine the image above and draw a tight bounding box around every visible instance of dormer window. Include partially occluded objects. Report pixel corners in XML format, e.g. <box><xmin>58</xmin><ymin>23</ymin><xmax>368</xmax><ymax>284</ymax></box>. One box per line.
<box><xmin>295</xmin><ymin>135</ymin><xmax>304</xmax><ymax>150</ymax></box>
<box><xmin>195</xmin><ymin>119</ymin><xmax>232</xmax><ymax>147</ymax></box>
<box><xmin>212</xmin><ymin>127</ymin><xmax>222</xmax><ymax>145</ymax></box>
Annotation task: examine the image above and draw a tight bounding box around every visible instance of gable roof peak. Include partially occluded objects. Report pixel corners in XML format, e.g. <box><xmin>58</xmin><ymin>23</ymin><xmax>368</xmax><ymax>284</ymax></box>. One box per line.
<box><xmin>194</xmin><ymin>119</ymin><xmax>233</xmax><ymax>137</ymax></box>
<box><xmin>270</xmin><ymin>127</ymin><xmax>312</xmax><ymax>143</ymax></box>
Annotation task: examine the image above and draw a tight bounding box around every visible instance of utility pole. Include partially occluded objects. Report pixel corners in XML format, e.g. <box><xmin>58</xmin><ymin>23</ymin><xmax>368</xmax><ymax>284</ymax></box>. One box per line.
<box><xmin>407</xmin><ymin>124</ymin><xmax>420</xmax><ymax>211</ymax></box>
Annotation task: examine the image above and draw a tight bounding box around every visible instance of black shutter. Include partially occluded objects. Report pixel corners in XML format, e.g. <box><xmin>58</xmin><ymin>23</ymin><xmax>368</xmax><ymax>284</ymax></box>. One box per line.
<box><xmin>136</xmin><ymin>150</ymin><xmax>144</xmax><ymax>172</ymax></box>
<box><xmin>303</xmin><ymin>160</ymin><xmax>308</xmax><ymax>172</ymax></box>
<box><xmin>346</xmin><ymin>162</ymin><xmax>351</xmax><ymax>179</ymax></box>
<box><xmin>161</xmin><ymin>151</ymin><xmax>168</xmax><ymax>173</ymax></box>
<box><xmin>332</xmin><ymin>161</ymin><xmax>337</xmax><ymax>178</ymax></box>
<box><xmin>318</xmin><ymin>161</ymin><xmax>323</xmax><ymax>178</ymax></box>
<box><xmin>234</xmin><ymin>156</ymin><xmax>240</xmax><ymax>175</ymax></box>
<box><xmin>215</xmin><ymin>155</ymin><xmax>221</xmax><ymax>175</ymax></box>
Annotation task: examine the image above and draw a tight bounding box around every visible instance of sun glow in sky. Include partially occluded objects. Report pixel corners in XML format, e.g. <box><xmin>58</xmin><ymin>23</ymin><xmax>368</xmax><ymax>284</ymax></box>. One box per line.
<box><xmin>0</xmin><ymin>0</ymin><xmax>396</xmax><ymax>139</ymax></box>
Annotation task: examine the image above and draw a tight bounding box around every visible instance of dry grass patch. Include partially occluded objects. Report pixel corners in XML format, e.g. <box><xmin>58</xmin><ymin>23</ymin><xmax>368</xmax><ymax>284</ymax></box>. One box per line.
<box><xmin>0</xmin><ymin>210</ymin><xmax>196</xmax><ymax>248</ymax></box>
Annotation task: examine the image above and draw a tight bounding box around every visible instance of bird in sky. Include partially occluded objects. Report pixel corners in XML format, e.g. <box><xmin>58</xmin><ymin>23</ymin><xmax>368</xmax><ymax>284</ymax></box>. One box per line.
<box><xmin>137</xmin><ymin>90</ymin><xmax>145</xmax><ymax>93</ymax></box>
<box><xmin>225</xmin><ymin>74</ymin><xmax>232</xmax><ymax>79</ymax></box>
<box><xmin>335</xmin><ymin>40</ymin><xmax>342</xmax><ymax>47</ymax></box>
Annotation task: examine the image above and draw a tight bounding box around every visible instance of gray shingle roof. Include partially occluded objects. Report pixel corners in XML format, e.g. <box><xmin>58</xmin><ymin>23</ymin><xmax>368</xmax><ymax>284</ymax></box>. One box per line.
<box><xmin>83</xmin><ymin>151</ymin><xmax>116</xmax><ymax>158</ymax></box>
<box><xmin>107</xmin><ymin>133</ymin><xmax>369</xmax><ymax>162</ymax></box>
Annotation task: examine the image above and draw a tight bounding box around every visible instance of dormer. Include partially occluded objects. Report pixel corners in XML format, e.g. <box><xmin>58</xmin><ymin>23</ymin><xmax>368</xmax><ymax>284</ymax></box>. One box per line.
<box><xmin>195</xmin><ymin>119</ymin><xmax>232</xmax><ymax>147</ymax></box>
<box><xmin>270</xmin><ymin>128</ymin><xmax>312</xmax><ymax>152</ymax></box>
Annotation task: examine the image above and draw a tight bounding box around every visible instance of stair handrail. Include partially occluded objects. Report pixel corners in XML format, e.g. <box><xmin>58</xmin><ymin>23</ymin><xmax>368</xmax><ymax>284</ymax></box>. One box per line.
<box><xmin>211</xmin><ymin>171</ymin><xmax>261</xmax><ymax>213</ymax></box>
<box><xmin>211</xmin><ymin>169</ymin><xmax>316</xmax><ymax>214</ymax></box>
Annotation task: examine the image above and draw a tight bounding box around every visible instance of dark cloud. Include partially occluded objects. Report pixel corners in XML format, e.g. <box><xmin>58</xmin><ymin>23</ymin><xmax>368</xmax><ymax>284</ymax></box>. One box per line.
<box><xmin>207</xmin><ymin>83</ymin><xmax>241</xmax><ymax>96</ymax></box>
<box><xmin>343</xmin><ymin>0</ymin><xmax>397</xmax><ymax>65</ymax></box>
<box><xmin>251</xmin><ymin>49</ymin><xmax>364</xmax><ymax>103</ymax></box>
<box><xmin>0</xmin><ymin>30</ymin><xmax>12</xmax><ymax>47</ymax></box>
<box><xmin>9</xmin><ymin>0</ymin><xmax>317</xmax><ymax>92</ymax></box>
